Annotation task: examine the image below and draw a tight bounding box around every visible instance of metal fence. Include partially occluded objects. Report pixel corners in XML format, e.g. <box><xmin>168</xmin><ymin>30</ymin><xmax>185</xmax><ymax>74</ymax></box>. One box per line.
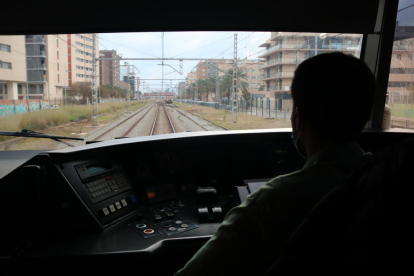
<box><xmin>180</xmin><ymin>98</ymin><xmax>292</xmax><ymax>121</ymax></box>
<box><xmin>391</xmin><ymin>119</ymin><xmax>414</xmax><ymax>130</ymax></box>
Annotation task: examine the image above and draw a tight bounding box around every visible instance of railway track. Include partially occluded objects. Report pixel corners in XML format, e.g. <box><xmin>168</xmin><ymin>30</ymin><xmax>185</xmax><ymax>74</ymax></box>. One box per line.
<box><xmin>168</xmin><ymin>105</ymin><xmax>208</xmax><ymax>131</ymax></box>
<box><xmin>168</xmin><ymin>104</ymin><xmax>228</xmax><ymax>131</ymax></box>
<box><xmin>150</xmin><ymin>103</ymin><xmax>176</xmax><ymax>135</ymax></box>
<box><xmin>91</xmin><ymin>101</ymin><xmax>227</xmax><ymax>142</ymax></box>
<box><xmin>92</xmin><ymin>102</ymin><xmax>156</xmax><ymax>141</ymax></box>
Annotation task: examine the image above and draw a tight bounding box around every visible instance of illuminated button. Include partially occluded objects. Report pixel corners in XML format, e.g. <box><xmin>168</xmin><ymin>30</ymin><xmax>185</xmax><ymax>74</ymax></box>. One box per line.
<box><xmin>121</xmin><ymin>199</ymin><xmax>128</xmax><ymax>207</ymax></box>
<box><xmin>102</xmin><ymin>207</ymin><xmax>110</xmax><ymax>216</ymax></box>
<box><xmin>136</xmin><ymin>223</ymin><xmax>146</xmax><ymax>229</ymax></box>
<box><xmin>168</xmin><ymin>227</ymin><xmax>177</xmax><ymax>232</ymax></box>
<box><xmin>143</xmin><ymin>229</ymin><xmax>154</xmax><ymax>234</ymax></box>
<box><xmin>162</xmin><ymin>222</ymin><xmax>172</xmax><ymax>228</ymax></box>
<box><xmin>181</xmin><ymin>224</ymin><xmax>189</xmax><ymax>228</ymax></box>
<box><xmin>175</xmin><ymin>220</ymin><xmax>183</xmax><ymax>225</ymax></box>
<box><xmin>108</xmin><ymin>204</ymin><xmax>116</xmax><ymax>212</ymax></box>
<box><xmin>115</xmin><ymin>202</ymin><xmax>122</xmax><ymax>209</ymax></box>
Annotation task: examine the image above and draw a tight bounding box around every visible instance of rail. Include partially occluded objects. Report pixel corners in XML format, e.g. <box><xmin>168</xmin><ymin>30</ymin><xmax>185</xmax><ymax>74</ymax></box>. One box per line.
<box><xmin>163</xmin><ymin>104</ymin><xmax>176</xmax><ymax>133</ymax></box>
<box><xmin>168</xmin><ymin>105</ymin><xmax>208</xmax><ymax>131</ymax></box>
<box><xmin>92</xmin><ymin>102</ymin><xmax>155</xmax><ymax>141</ymax></box>
<box><xmin>150</xmin><ymin>103</ymin><xmax>175</xmax><ymax>135</ymax></box>
<box><xmin>149</xmin><ymin>104</ymin><xmax>160</xmax><ymax>136</ymax></box>
<box><xmin>122</xmin><ymin>103</ymin><xmax>158</xmax><ymax>137</ymax></box>
<box><xmin>172</xmin><ymin>103</ymin><xmax>228</xmax><ymax>130</ymax></box>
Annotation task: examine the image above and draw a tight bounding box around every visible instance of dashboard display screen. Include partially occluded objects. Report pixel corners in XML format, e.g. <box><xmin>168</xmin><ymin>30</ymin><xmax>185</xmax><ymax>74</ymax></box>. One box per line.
<box><xmin>86</xmin><ymin>161</ymin><xmax>112</xmax><ymax>175</ymax></box>
<box><xmin>146</xmin><ymin>183</ymin><xmax>176</xmax><ymax>203</ymax></box>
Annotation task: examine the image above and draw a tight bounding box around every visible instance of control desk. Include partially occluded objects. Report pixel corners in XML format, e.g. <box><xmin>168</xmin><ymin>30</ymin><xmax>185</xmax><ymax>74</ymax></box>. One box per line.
<box><xmin>1</xmin><ymin>129</ymin><xmax>411</xmax><ymax>275</ymax></box>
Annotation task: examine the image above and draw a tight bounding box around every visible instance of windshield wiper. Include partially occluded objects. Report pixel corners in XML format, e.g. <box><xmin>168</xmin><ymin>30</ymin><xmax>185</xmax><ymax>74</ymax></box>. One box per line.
<box><xmin>0</xmin><ymin>129</ymin><xmax>84</xmax><ymax>147</ymax></box>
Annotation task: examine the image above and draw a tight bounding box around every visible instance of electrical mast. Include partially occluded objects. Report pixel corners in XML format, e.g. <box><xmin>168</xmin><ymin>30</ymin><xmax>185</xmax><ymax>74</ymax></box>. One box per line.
<box><xmin>92</xmin><ymin>33</ymin><xmax>99</xmax><ymax>126</ymax></box>
<box><xmin>232</xmin><ymin>33</ymin><xmax>238</xmax><ymax>123</ymax></box>
<box><xmin>126</xmin><ymin>62</ymin><xmax>130</xmax><ymax>111</ymax></box>
<box><xmin>161</xmin><ymin>32</ymin><xmax>164</xmax><ymax>94</ymax></box>
<box><xmin>215</xmin><ymin>63</ymin><xmax>220</xmax><ymax>109</ymax></box>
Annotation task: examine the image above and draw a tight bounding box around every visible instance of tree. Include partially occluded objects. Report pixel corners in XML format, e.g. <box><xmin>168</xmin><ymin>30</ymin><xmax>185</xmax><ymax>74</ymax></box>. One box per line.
<box><xmin>219</xmin><ymin>68</ymin><xmax>250</xmax><ymax>101</ymax></box>
<box><xmin>99</xmin><ymin>85</ymin><xmax>111</xmax><ymax>98</ymax></box>
<box><xmin>68</xmin><ymin>82</ymin><xmax>92</xmax><ymax>102</ymax></box>
<box><xmin>204</xmin><ymin>77</ymin><xmax>217</xmax><ymax>102</ymax></box>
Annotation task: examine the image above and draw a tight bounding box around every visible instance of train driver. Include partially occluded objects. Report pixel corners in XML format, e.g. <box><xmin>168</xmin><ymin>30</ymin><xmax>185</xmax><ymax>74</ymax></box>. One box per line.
<box><xmin>174</xmin><ymin>52</ymin><xmax>376</xmax><ymax>276</ymax></box>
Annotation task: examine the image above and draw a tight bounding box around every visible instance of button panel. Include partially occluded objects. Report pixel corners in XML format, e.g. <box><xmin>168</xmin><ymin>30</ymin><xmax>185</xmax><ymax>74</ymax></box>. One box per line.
<box><xmin>98</xmin><ymin>195</ymin><xmax>138</xmax><ymax>218</ymax></box>
<box><xmin>154</xmin><ymin>217</ymin><xmax>199</xmax><ymax>236</ymax></box>
<box><xmin>85</xmin><ymin>172</ymin><xmax>130</xmax><ymax>201</ymax></box>
<box><xmin>130</xmin><ymin>222</ymin><xmax>162</xmax><ymax>238</ymax></box>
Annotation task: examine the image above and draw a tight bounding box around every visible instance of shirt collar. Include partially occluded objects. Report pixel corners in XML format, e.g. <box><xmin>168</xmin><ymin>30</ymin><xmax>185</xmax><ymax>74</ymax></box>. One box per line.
<box><xmin>303</xmin><ymin>142</ymin><xmax>366</xmax><ymax>169</ymax></box>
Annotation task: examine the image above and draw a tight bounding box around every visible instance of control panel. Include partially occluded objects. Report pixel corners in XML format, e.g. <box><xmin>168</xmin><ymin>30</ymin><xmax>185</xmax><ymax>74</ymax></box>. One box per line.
<box><xmin>129</xmin><ymin>198</ymin><xmax>200</xmax><ymax>239</ymax></box>
<box><xmin>75</xmin><ymin>161</ymin><xmax>131</xmax><ymax>204</ymax></box>
<box><xmin>84</xmin><ymin>172</ymin><xmax>130</xmax><ymax>204</ymax></box>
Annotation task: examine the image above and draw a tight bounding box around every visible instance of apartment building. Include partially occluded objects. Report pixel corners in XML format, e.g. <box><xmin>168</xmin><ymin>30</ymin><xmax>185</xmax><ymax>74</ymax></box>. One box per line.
<box><xmin>67</xmin><ymin>33</ymin><xmax>99</xmax><ymax>87</ymax></box>
<box><xmin>99</xmin><ymin>50</ymin><xmax>121</xmax><ymax>87</ymax></box>
<box><xmin>123</xmin><ymin>73</ymin><xmax>139</xmax><ymax>93</ymax></box>
<box><xmin>388</xmin><ymin>26</ymin><xmax>414</xmax><ymax>104</ymax></box>
<box><xmin>193</xmin><ymin>59</ymin><xmax>264</xmax><ymax>102</ymax></box>
<box><xmin>258</xmin><ymin>32</ymin><xmax>362</xmax><ymax>110</ymax></box>
<box><xmin>0</xmin><ymin>35</ymin><xmax>68</xmax><ymax>101</ymax></box>
<box><xmin>0</xmin><ymin>36</ymin><xmax>26</xmax><ymax>99</ymax></box>
<box><xmin>187</xmin><ymin>72</ymin><xmax>196</xmax><ymax>86</ymax></box>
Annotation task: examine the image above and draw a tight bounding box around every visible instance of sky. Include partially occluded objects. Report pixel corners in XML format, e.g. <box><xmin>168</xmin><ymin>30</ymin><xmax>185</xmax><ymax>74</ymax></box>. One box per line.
<box><xmin>398</xmin><ymin>0</ymin><xmax>414</xmax><ymax>26</ymax></box>
<box><xmin>98</xmin><ymin>32</ymin><xmax>271</xmax><ymax>93</ymax></box>
<box><xmin>96</xmin><ymin>1</ymin><xmax>414</xmax><ymax>94</ymax></box>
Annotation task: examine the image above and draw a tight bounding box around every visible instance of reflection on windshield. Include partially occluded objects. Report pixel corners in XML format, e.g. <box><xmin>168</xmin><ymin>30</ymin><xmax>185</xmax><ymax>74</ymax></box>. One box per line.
<box><xmin>0</xmin><ymin>32</ymin><xmax>363</xmax><ymax>151</ymax></box>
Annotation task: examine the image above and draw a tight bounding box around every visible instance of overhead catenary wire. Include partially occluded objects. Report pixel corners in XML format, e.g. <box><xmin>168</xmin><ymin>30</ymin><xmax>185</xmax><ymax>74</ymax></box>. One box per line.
<box><xmin>99</xmin><ymin>36</ymin><xmax>160</xmax><ymax>58</ymax></box>
<box><xmin>170</xmin><ymin>35</ymin><xmax>234</xmax><ymax>58</ymax></box>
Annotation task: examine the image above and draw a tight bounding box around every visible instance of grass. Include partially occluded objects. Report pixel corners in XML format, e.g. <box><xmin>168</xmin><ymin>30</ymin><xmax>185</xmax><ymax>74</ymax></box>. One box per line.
<box><xmin>390</xmin><ymin>103</ymin><xmax>414</xmax><ymax>119</ymax></box>
<box><xmin>0</xmin><ymin>100</ymin><xmax>152</xmax><ymax>142</ymax></box>
<box><xmin>174</xmin><ymin>102</ymin><xmax>291</xmax><ymax>130</ymax></box>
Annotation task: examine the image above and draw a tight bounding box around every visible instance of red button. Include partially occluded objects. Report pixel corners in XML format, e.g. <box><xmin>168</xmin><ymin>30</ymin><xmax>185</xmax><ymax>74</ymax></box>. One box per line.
<box><xmin>105</xmin><ymin>176</ymin><xmax>113</xmax><ymax>181</ymax></box>
<box><xmin>143</xmin><ymin>229</ymin><xmax>154</xmax><ymax>234</ymax></box>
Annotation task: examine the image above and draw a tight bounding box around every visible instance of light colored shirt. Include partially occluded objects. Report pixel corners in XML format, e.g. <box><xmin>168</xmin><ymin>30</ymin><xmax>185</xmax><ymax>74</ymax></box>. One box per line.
<box><xmin>174</xmin><ymin>142</ymin><xmax>371</xmax><ymax>276</ymax></box>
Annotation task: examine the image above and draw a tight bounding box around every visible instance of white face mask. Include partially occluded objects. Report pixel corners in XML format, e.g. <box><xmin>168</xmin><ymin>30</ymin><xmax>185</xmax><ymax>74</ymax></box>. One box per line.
<box><xmin>291</xmin><ymin>109</ymin><xmax>307</xmax><ymax>160</ymax></box>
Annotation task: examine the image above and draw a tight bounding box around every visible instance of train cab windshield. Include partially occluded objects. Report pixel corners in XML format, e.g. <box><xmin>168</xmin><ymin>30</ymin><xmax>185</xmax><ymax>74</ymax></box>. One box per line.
<box><xmin>0</xmin><ymin>0</ymin><xmax>413</xmax><ymax>275</ymax></box>
<box><xmin>0</xmin><ymin>31</ymin><xmax>367</xmax><ymax>150</ymax></box>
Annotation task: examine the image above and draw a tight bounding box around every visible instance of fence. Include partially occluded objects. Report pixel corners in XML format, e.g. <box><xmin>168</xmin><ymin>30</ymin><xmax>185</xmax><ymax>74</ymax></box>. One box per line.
<box><xmin>180</xmin><ymin>98</ymin><xmax>293</xmax><ymax>121</ymax></box>
<box><xmin>0</xmin><ymin>97</ymin><xmax>129</xmax><ymax>116</ymax></box>
<box><xmin>51</xmin><ymin>97</ymin><xmax>128</xmax><ymax>106</ymax></box>
<box><xmin>391</xmin><ymin>118</ymin><xmax>414</xmax><ymax>130</ymax></box>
